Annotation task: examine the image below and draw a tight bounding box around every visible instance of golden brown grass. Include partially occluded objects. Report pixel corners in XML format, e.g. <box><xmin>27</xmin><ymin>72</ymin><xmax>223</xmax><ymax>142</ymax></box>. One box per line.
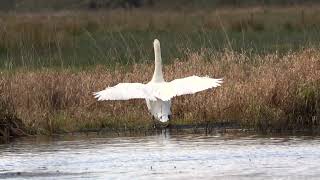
<box><xmin>0</xmin><ymin>49</ymin><xmax>319</xmax><ymax>134</ymax></box>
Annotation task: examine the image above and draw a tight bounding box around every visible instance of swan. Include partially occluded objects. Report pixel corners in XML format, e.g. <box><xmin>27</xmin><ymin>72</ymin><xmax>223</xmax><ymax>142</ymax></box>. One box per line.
<box><xmin>94</xmin><ymin>39</ymin><xmax>222</xmax><ymax>123</ymax></box>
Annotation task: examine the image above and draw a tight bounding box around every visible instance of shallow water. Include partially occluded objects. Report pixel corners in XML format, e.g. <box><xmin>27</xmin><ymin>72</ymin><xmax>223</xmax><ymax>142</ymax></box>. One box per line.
<box><xmin>0</xmin><ymin>131</ymin><xmax>320</xmax><ymax>179</ymax></box>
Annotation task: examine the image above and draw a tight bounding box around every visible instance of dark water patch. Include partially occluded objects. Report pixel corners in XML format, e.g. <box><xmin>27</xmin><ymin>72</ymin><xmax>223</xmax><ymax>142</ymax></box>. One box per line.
<box><xmin>0</xmin><ymin>171</ymin><xmax>94</xmax><ymax>179</ymax></box>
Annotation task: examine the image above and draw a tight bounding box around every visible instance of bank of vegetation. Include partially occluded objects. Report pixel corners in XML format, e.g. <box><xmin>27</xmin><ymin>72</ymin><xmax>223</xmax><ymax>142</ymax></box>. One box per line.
<box><xmin>1</xmin><ymin>49</ymin><xmax>319</xmax><ymax>135</ymax></box>
<box><xmin>0</xmin><ymin>3</ymin><xmax>320</xmax><ymax>139</ymax></box>
<box><xmin>1</xmin><ymin>6</ymin><xmax>320</xmax><ymax>69</ymax></box>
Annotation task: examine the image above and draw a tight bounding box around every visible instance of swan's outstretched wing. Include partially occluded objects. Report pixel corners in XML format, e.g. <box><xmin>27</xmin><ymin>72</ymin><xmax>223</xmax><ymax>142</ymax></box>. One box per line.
<box><xmin>154</xmin><ymin>76</ymin><xmax>223</xmax><ymax>101</ymax></box>
<box><xmin>94</xmin><ymin>76</ymin><xmax>222</xmax><ymax>101</ymax></box>
<box><xmin>94</xmin><ymin>83</ymin><xmax>156</xmax><ymax>101</ymax></box>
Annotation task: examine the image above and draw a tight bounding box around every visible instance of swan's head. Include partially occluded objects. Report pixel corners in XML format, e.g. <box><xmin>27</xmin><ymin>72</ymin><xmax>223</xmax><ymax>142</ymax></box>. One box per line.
<box><xmin>153</xmin><ymin>39</ymin><xmax>160</xmax><ymax>46</ymax></box>
<box><xmin>153</xmin><ymin>39</ymin><xmax>161</xmax><ymax>54</ymax></box>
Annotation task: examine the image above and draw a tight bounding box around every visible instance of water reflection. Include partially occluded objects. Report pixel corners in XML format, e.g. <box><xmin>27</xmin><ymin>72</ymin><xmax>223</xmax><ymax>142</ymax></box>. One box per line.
<box><xmin>0</xmin><ymin>131</ymin><xmax>320</xmax><ymax>179</ymax></box>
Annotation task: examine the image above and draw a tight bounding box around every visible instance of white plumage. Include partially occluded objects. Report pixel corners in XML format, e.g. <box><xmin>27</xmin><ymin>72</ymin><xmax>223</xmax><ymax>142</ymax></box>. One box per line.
<box><xmin>94</xmin><ymin>39</ymin><xmax>222</xmax><ymax>122</ymax></box>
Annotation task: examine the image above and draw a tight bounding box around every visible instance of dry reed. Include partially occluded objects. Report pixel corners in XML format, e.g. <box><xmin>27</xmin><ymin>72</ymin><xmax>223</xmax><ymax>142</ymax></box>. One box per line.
<box><xmin>0</xmin><ymin>49</ymin><xmax>319</xmax><ymax>134</ymax></box>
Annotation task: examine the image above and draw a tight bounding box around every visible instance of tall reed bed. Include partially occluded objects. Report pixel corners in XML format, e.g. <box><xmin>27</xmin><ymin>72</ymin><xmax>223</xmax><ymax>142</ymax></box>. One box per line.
<box><xmin>0</xmin><ymin>49</ymin><xmax>319</xmax><ymax>134</ymax></box>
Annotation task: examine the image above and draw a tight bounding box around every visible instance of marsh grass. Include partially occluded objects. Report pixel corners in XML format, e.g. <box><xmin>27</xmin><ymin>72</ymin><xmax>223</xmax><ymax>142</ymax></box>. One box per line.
<box><xmin>1</xmin><ymin>49</ymin><xmax>319</xmax><ymax>134</ymax></box>
<box><xmin>0</xmin><ymin>6</ymin><xmax>320</xmax><ymax>134</ymax></box>
<box><xmin>0</xmin><ymin>95</ymin><xmax>26</xmax><ymax>141</ymax></box>
<box><xmin>1</xmin><ymin>7</ymin><xmax>320</xmax><ymax>69</ymax></box>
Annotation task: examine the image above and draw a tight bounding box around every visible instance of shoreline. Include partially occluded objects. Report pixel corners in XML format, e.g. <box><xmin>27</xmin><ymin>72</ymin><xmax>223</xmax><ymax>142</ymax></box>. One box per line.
<box><xmin>2</xmin><ymin>121</ymin><xmax>320</xmax><ymax>144</ymax></box>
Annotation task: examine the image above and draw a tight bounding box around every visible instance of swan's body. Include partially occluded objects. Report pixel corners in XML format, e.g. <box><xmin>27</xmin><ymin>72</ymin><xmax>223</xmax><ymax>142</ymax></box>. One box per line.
<box><xmin>94</xmin><ymin>39</ymin><xmax>222</xmax><ymax>122</ymax></box>
<box><xmin>145</xmin><ymin>40</ymin><xmax>171</xmax><ymax>122</ymax></box>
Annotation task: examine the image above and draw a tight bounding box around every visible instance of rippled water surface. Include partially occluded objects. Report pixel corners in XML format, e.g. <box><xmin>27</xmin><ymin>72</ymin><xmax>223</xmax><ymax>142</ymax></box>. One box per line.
<box><xmin>1</xmin><ymin>131</ymin><xmax>320</xmax><ymax>179</ymax></box>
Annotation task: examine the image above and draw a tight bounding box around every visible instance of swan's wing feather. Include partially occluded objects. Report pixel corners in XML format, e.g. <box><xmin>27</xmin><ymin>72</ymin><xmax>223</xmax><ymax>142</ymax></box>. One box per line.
<box><xmin>94</xmin><ymin>76</ymin><xmax>222</xmax><ymax>101</ymax></box>
<box><xmin>155</xmin><ymin>76</ymin><xmax>222</xmax><ymax>101</ymax></box>
<box><xmin>93</xmin><ymin>83</ymin><xmax>156</xmax><ymax>101</ymax></box>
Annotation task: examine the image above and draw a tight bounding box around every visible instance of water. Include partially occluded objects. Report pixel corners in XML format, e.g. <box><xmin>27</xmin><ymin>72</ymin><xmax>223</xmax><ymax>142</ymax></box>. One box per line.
<box><xmin>1</xmin><ymin>131</ymin><xmax>320</xmax><ymax>179</ymax></box>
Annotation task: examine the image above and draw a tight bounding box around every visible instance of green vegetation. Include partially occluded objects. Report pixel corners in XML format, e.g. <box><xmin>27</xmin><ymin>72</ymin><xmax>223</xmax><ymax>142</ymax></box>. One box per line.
<box><xmin>1</xmin><ymin>7</ymin><xmax>320</xmax><ymax>69</ymax></box>
<box><xmin>0</xmin><ymin>2</ymin><xmax>320</xmax><ymax>137</ymax></box>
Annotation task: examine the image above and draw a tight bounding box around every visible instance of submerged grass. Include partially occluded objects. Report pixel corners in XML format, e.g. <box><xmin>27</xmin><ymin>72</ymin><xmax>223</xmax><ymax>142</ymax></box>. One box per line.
<box><xmin>0</xmin><ymin>49</ymin><xmax>319</xmax><ymax>134</ymax></box>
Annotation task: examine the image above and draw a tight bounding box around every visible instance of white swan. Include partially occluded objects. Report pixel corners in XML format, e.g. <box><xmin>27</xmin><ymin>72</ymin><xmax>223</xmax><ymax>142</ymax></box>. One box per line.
<box><xmin>94</xmin><ymin>39</ymin><xmax>222</xmax><ymax>123</ymax></box>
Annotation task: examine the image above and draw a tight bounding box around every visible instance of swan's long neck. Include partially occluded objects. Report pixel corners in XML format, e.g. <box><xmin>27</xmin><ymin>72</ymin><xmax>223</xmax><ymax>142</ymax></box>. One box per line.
<box><xmin>152</xmin><ymin>39</ymin><xmax>164</xmax><ymax>82</ymax></box>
